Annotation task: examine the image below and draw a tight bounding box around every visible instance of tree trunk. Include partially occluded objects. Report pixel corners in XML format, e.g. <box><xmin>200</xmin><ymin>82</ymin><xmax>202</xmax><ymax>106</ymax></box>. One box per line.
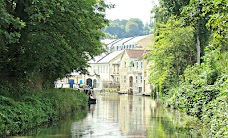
<box><xmin>196</xmin><ymin>22</ymin><xmax>201</xmax><ymax>64</ymax></box>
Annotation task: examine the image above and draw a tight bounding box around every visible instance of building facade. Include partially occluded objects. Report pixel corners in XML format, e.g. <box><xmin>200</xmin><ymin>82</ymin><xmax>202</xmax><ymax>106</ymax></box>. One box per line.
<box><xmin>55</xmin><ymin>34</ymin><xmax>153</xmax><ymax>94</ymax></box>
<box><xmin>85</xmin><ymin>50</ymin><xmax>124</xmax><ymax>90</ymax></box>
<box><xmin>119</xmin><ymin>49</ymin><xmax>151</xmax><ymax>94</ymax></box>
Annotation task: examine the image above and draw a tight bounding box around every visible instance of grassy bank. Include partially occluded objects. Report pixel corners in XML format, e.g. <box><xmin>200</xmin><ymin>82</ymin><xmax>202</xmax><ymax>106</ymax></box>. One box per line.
<box><xmin>0</xmin><ymin>88</ymin><xmax>88</xmax><ymax>137</ymax></box>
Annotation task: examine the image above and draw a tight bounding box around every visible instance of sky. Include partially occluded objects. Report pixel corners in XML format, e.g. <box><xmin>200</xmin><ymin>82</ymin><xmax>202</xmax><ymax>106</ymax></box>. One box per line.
<box><xmin>105</xmin><ymin>0</ymin><xmax>159</xmax><ymax>24</ymax></box>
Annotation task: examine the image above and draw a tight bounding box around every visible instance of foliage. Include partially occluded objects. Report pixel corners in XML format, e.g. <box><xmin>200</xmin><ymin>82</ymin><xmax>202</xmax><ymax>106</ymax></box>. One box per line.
<box><xmin>201</xmin><ymin>0</ymin><xmax>228</xmax><ymax>51</ymax></box>
<box><xmin>102</xmin><ymin>19</ymin><xmax>127</xmax><ymax>38</ymax></box>
<box><xmin>149</xmin><ymin>0</ymin><xmax>228</xmax><ymax>137</ymax></box>
<box><xmin>0</xmin><ymin>89</ymin><xmax>88</xmax><ymax>137</ymax></box>
<box><xmin>125</xmin><ymin>18</ymin><xmax>144</xmax><ymax>37</ymax></box>
<box><xmin>103</xmin><ymin>18</ymin><xmax>152</xmax><ymax>39</ymax></box>
<box><xmin>159</xmin><ymin>0</ymin><xmax>190</xmax><ymax>16</ymax></box>
<box><xmin>148</xmin><ymin>17</ymin><xmax>196</xmax><ymax>94</ymax></box>
<box><xmin>0</xmin><ymin>0</ymin><xmax>109</xmax><ymax>89</ymax></box>
<box><xmin>163</xmin><ymin>49</ymin><xmax>228</xmax><ymax>137</ymax></box>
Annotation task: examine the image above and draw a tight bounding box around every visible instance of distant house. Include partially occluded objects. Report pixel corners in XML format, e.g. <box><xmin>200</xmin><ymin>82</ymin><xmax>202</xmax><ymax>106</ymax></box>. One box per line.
<box><xmin>101</xmin><ymin>34</ymin><xmax>153</xmax><ymax>52</ymax></box>
<box><xmin>111</xmin><ymin>37</ymin><xmax>134</xmax><ymax>51</ymax></box>
<box><xmin>119</xmin><ymin>49</ymin><xmax>151</xmax><ymax>94</ymax></box>
<box><xmin>86</xmin><ymin>35</ymin><xmax>153</xmax><ymax>91</ymax></box>
<box><xmin>85</xmin><ymin>50</ymin><xmax>124</xmax><ymax>90</ymax></box>
<box><xmin>55</xmin><ymin>34</ymin><xmax>153</xmax><ymax>92</ymax></box>
<box><xmin>124</xmin><ymin>35</ymin><xmax>153</xmax><ymax>49</ymax></box>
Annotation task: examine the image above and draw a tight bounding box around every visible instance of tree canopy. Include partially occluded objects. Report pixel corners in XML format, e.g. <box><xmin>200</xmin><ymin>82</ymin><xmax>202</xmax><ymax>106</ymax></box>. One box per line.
<box><xmin>103</xmin><ymin>18</ymin><xmax>152</xmax><ymax>39</ymax></box>
<box><xmin>0</xmin><ymin>0</ymin><xmax>110</xmax><ymax>89</ymax></box>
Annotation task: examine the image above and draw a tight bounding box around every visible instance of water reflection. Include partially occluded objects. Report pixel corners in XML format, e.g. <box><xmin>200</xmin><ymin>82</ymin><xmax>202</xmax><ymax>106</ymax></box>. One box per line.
<box><xmin>70</xmin><ymin>92</ymin><xmax>199</xmax><ymax>138</ymax></box>
<box><xmin>11</xmin><ymin>92</ymin><xmax>201</xmax><ymax>138</ymax></box>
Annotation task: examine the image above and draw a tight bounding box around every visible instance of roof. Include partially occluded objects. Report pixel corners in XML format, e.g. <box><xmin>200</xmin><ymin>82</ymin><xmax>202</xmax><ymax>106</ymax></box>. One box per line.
<box><xmin>112</xmin><ymin>37</ymin><xmax>134</xmax><ymax>46</ymax></box>
<box><xmin>88</xmin><ymin>53</ymin><xmax>107</xmax><ymax>63</ymax></box>
<box><xmin>98</xmin><ymin>50</ymin><xmax>124</xmax><ymax>63</ymax></box>
<box><xmin>125</xmin><ymin>49</ymin><xmax>150</xmax><ymax>59</ymax></box>
<box><xmin>107</xmin><ymin>39</ymin><xmax>122</xmax><ymax>48</ymax></box>
<box><xmin>124</xmin><ymin>35</ymin><xmax>150</xmax><ymax>45</ymax></box>
<box><xmin>112</xmin><ymin>59</ymin><xmax>121</xmax><ymax>64</ymax></box>
<box><xmin>100</xmin><ymin>39</ymin><xmax>116</xmax><ymax>45</ymax></box>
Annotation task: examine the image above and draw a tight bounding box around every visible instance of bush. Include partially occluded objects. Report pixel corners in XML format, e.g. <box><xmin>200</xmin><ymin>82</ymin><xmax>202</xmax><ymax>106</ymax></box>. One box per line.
<box><xmin>162</xmin><ymin>50</ymin><xmax>228</xmax><ymax>137</ymax></box>
<box><xmin>0</xmin><ymin>89</ymin><xmax>88</xmax><ymax>137</ymax></box>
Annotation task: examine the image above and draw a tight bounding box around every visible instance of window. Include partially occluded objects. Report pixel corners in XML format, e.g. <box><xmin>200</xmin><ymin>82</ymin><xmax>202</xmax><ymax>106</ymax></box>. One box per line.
<box><xmin>136</xmin><ymin>62</ymin><xmax>138</xmax><ymax>69</ymax></box>
<box><xmin>124</xmin><ymin>76</ymin><xmax>126</xmax><ymax>83</ymax></box>
<box><xmin>117</xmin><ymin>46</ymin><xmax>119</xmax><ymax>50</ymax></box>
<box><xmin>136</xmin><ymin>76</ymin><xmax>138</xmax><ymax>83</ymax></box>
<box><xmin>141</xmin><ymin>61</ymin><xmax>143</xmax><ymax>69</ymax></box>
<box><xmin>140</xmin><ymin>75</ymin><xmax>142</xmax><ymax>83</ymax></box>
<box><xmin>124</xmin><ymin>62</ymin><xmax>126</xmax><ymax>68</ymax></box>
<box><xmin>117</xmin><ymin>65</ymin><xmax>119</xmax><ymax>74</ymax></box>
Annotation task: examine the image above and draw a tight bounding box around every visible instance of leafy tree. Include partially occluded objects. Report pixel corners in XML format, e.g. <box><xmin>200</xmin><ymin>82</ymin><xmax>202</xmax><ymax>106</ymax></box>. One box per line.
<box><xmin>143</xmin><ymin>23</ymin><xmax>151</xmax><ymax>35</ymax></box>
<box><xmin>182</xmin><ymin>0</ymin><xmax>211</xmax><ymax>64</ymax></box>
<box><xmin>125</xmin><ymin>18</ymin><xmax>144</xmax><ymax>37</ymax></box>
<box><xmin>201</xmin><ymin>0</ymin><xmax>228</xmax><ymax>51</ymax></box>
<box><xmin>148</xmin><ymin>17</ymin><xmax>195</xmax><ymax>94</ymax></box>
<box><xmin>103</xmin><ymin>19</ymin><xmax>126</xmax><ymax>38</ymax></box>
<box><xmin>160</xmin><ymin>0</ymin><xmax>190</xmax><ymax>16</ymax></box>
<box><xmin>0</xmin><ymin>0</ymin><xmax>109</xmax><ymax>90</ymax></box>
<box><xmin>125</xmin><ymin>20</ymin><xmax>140</xmax><ymax>37</ymax></box>
<box><xmin>103</xmin><ymin>18</ymin><xmax>152</xmax><ymax>38</ymax></box>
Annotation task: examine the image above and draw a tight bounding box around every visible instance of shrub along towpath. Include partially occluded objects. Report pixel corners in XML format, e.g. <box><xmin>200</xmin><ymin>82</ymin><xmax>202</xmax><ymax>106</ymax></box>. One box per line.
<box><xmin>0</xmin><ymin>88</ymin><xmax>88</xmax><ymax>137</ymax></box>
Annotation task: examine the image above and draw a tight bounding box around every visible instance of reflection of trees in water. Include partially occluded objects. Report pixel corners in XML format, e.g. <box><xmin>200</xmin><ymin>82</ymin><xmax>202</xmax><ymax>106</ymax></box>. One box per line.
<box><xmin>25</xmin><ymin>110</ymin><xmax>87</xmax><ymax>137</ymax></box>
<box><xmin>148</xmin><ymin>102</ymin><xmax>201</xmax><ymax>138</ymax></box>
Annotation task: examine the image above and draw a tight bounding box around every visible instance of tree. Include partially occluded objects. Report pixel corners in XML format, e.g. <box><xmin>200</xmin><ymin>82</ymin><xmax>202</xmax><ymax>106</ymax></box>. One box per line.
<box><xmin>0</xmin><ymin>0</ymin><xmax>110</xmax><ymax>90</ymax></box>
<box><xmin>148</xmin><ymin>17</ymin><xmax>196</xmax><ymax>93</ymax></box>
<box><xmin>125</xmin><ymin>21</ymin><xmax>139</xmax><ymax>37</ymax></box>
<box><xmin>103</xmin><ymin>18</ymin><xmax>148</xmax><ymax>38</ymax></box>
<box><xmin>181</xmin><ymin>0</ymin><xmax>211</xmax><ymax>64</ymax></box>
<box><xmin>125</xmin><ymin>18</ymin><xmax>144</xmax><ymax>37</ymax></box>
<box><xmin>201</xmin><ymin>0</ymin><xmax>228</xmax><ymax>51</ymax></box>
<box><xmin>143</xmin><ymin>23</ymin><xmax>151</xmax><ymax>35</ymax></box>
<box><xmin>161</xmin><ymin>0</ymin><xmax>190</xmax><ymax>16</ymax></box>
<box><xmin>103</xmin><ymin>19</ymin><xmax>126</xmax><ymax>38</ymax></box>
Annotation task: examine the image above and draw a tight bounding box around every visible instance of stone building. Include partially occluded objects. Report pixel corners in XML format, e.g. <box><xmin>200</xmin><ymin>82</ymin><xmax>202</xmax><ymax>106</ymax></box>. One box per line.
<box><xmin>55</xmin><ymin>34</ymin><xmax>153</xmax><ymax>94</ymax></box>
<box><xmin>119</xmin><ymin>49</ymin><xmax>151</xmax><ymax>94</ymax></box>
<box><xmin>85</xmin><ymin>50</ymin><xmax>124</xmax><ymax>90</ymax></box>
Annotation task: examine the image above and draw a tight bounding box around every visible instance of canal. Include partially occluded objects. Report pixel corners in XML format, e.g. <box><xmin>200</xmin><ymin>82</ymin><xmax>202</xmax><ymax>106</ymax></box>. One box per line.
<box><xmin>11</xmin><ymin>92</ymin><xmax>202</xmax><ymax>138</ymax></box>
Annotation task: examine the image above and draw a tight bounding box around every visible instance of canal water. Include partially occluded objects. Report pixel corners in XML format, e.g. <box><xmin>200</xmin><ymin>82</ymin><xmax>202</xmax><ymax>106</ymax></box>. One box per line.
<box><xmin>11</xmin><ymin>92</ymin><xmax>202</xmax><ymax>138</ymax></box>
